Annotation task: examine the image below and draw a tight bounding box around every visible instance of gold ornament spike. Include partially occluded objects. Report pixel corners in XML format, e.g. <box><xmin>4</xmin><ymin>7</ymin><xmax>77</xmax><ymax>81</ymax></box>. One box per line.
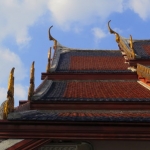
<box><xmin>48</xmin><ymin>26</ymin><xmax>57</xmax><ymax>50</ymax></box>
<box><xmin>46</xmin><ymin>47</ymin><xmax>51</xmax><ymax>73</ymax></box>
<box><xmin>129</xmin><ymin>35</ymin><xmax>135</xmax><ymax>58</ymax></box>
<box><xmin>108</xmin><ymin>20</ymin><xmax>120</xmax><ymax>43</ymax></box>
<box><xmin>8</xmin><ymin>67</ymin><xmax>15</xmax><ymax>97</ymax></box>
<box><xmin>129</xmin><ymin>35</ymin><xmax>133</xmax><ymax>49</ymax></box>
<box><xmin>3</xmin><ymin>101</ymin><xmax>9</xmax><ymax>119</ymax></box>
<box><xmin>3</xmin><ymin>67</ymin><xmax>15</xmax><ymax>119</ymax></box>
<box><xmin>28</xmin><ymin>61</ymin><xmax>35</xmax><ymax>101</ymax></box>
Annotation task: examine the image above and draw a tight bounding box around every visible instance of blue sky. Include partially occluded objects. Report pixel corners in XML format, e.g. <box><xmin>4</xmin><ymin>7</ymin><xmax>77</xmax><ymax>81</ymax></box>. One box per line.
<box><xmin>0</xmin><ymin>0</ymin><xmax>150</xmax><ymax>106</ymax></box>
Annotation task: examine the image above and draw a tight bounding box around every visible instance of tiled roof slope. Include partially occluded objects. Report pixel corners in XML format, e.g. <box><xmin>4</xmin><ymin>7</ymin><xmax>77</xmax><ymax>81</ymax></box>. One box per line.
<box><xmin>52</xmin><ymin>49</ymin><xmax>130</xmax><ymax>73</ymax></box>
<box><xmin>8</xmin><ymin>110</ymin><xmax>150</xmax><ymax>122</ymax></box>
<box><xmin>33</xmin><ymin>80</ymin><xmax>150</xmax><ymax>102</ymax></box>
<box><xmin>135</xmin><ymin>41</ymin><xmax>150</xmax><ymax>58</ymax></box>
<box><xmin>121</xmin><ymin>38</ymin><xmax>150</xmax><ymax>59</ymax></box>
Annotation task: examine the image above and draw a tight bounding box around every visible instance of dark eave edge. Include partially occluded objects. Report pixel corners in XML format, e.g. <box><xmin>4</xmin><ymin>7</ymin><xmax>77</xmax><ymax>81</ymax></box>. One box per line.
<box><xmin>0</xmin><ymin>120</ymin><xmax>150</xmax><ymax>140</ymax></box>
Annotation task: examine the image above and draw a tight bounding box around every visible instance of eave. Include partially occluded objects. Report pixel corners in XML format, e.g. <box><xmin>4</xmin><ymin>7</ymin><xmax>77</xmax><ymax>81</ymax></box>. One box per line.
<box><xmin>41</xmin><ymin>72</ymin><xmax>137</xmax><ymax>80</ymax></box>
<box><xmin>1</xmin><ymin>120</ymin><xmax>150</xmax><ymax>140</ymax></box>
<box><xmin>128</xmin><ymin>59</ymin><xmax>150</xmax><ymax>66</ymax></box>
<box><xmin>30</xmin><ymin>101</ymin><xmax>150</xmax><ymax>110</ymax></box>
<box><xmin>18</xmin><ymin>100</ymin><xmax>150</xmax><ymax>110</ymax></box>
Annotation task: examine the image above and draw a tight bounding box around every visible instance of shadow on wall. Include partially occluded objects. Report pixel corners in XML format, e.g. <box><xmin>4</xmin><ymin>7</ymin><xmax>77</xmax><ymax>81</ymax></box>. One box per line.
<box><xmin>89</xmin><ymin>140</ymin><xmax>150</xmax><ymax>150</ymax></box>
<box><xmin>38</xmin><ymin>141</ymin><xmax>93</xmax><ymax>150</ymax></box>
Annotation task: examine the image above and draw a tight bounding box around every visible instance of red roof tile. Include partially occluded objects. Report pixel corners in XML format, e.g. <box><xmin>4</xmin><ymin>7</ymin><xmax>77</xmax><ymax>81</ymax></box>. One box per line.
<box><xmin>58</xmin><ymin>111</ymin><xmax>150</xmax><ymax>118</ymax></box>
<box><xmin>142</xmin><ymin>45</ymin><xmax>150</xmax><ymax>56</ymax></box>
<box><xmin>63</xmin><ymin>81</ymin><xmax>150</xmax><ymax>98</ymax></box>
<box><xmin>69</xmin><ymin>56</ymin><xmax>128</xmax><ymax>71</ymax></box>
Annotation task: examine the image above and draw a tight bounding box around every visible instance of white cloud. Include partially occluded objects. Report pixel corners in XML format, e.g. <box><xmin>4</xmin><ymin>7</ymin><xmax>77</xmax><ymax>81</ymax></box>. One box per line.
<box><xmin>0</xmin><ymin>0</ymin><xmax>150</xmax><ymax>47</ymax></box>
<box><xmin>14</xmin><ymin>84</ymin><xmax>28</xmax><ymax>105</ymax></box>
<box><xmin>73</xmin><ymin>26</ymin><xmax>83</xmax><ymax>34</ymax></box>
<box><xmin>16</xmin><ymin>35</ymin><xmax>32</xmax><ymax>47</ymax></box>
<box><xmin>48</xmin><ymin>0</ymin><xmax>124</xmax><ymax>30</ymax></box>
<box><xmin>0</xmin><ymin>0</ymin><xmax>48</xmax><ymax>46</ymax></box>
<box><xmin>92</xmin><ymin>28</ymin><xmax>107</xmax><ymax>43</ymax></box>
<box><xmin>128</xmin><ymin>0</ymin><xmax>150</xmax><ymax>20</ymax></box>
<box><xmin>0</xmin><ymin>47</ymin><xmax>27</xmax><ymax>84</ymax></box>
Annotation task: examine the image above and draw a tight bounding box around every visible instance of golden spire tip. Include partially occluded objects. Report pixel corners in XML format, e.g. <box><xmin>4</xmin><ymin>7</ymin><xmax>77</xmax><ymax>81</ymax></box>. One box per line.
<box><xmin>107</xmin><ymin>20</ymin><xmax>120</xmax><ymax>43</ymax></box>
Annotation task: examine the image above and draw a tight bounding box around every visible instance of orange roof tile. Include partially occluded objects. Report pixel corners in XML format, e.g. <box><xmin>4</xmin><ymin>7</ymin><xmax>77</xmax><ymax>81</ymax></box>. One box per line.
<box><xmin>63</xmin><ymin>81</ymin><xmax>150</xmax><ymax>99</ymax></box>
<box><xmin>70</xmin><ymin>56</ymin><xmax>128</xmax><ymax>71</ymax></box>
<box><xmin>142</xmin><ymin>45</ymin><xmax>150</xmax><ymax>56</ymax></box>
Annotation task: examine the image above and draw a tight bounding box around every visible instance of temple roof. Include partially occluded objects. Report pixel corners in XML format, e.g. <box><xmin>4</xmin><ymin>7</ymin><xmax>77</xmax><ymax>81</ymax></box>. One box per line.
<box><xmin>2</xmin><ymin>24</ymin><xmax>150</xmax><ymax>144</ymax></box>
<box><xmin>32</xmin><ymin>80</ymin><xmax>150</xmax><ymax>102</ymax></box>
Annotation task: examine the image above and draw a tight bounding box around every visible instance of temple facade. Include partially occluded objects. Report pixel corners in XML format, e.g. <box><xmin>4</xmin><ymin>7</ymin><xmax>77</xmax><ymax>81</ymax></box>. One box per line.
<box><xmin>1</xmin><ymin>21</ymin><xmax>150</xmax><ymax>149</ymax></box>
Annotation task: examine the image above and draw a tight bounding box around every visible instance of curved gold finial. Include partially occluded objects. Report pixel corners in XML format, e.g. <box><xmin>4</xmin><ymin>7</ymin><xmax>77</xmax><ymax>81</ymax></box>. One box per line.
<box><xmin>108</xmin><ymin>20</ymin><xmax>120</xmax><ymax>43</ymax></box>
<box><xmin>3</xmin><ymin>67</ymin><xmax>15</xmax><ymax>119</ymax></box>
<box><xmin>28</xmin><ymin>61</ymin><xmax>35</xmax><ymax>101</ymax></box>
<box><xmin>48</xmin><ymin>26</ymin><xmax>55</xmax><ymax>41</ymax></box>
<box><xmin>48</xmin><ymin>26</ymin><xmax>57</xmax><ymax>50</ymax></box>
<box><xmin>108</xmin><ymin>20</ymin><xmax>116</xmax><ymax>34</ymax></box>
<box><xmin>46</xmin><ymin>47</ymin><xmax>51</xmax><ymax>73</ymax></box>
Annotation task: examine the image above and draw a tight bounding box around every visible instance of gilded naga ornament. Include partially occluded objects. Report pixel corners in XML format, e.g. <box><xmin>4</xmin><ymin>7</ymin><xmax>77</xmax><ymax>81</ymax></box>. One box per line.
<box><xmin>28</xmin><ymin>61</ymin><xmax>35</xmax><ymax>100</ymax></box>
<box><xmin>48</xmin><ymin>26</ymin><xmax>57</xmax><ymax>50</ymax></box>
<box><xmin>46</xmin><ymin>47</ymin><xmax>51</xmax><ymax>72</ymax></box>
<box><xmin>108</xmin><ymin>20</ymin><xmax>120</xmax><ymax>43</ymax></box>
<box><xmin>129</xmin><ymin>35</ymin><xmax>135</xmax><ymax>58</ymax></box>
<box><xmin>3</xmin><ymin>67</ymin><xmax>15</xmax><ymax>119</ymax></box>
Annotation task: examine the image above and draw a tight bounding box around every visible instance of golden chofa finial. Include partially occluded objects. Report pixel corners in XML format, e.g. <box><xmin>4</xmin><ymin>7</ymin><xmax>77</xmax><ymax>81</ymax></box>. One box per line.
<box><xmin>3</xmin><ymin>67</ymin><xmax>15</xmax><ymax>119</ymax></box>
<box><xmin>28</xmin><ymin>61</ymin><xmax>35</xmax><ymax>101</ymax></box>
<box><xmin>48</xmin><ymin>26</ymin><xmax>57</xmax><ymax>50</ymax></box>
<box><xmin>108</xmin><ymin>20</ymin><xmax>120</xmax><ymax>43</ymax></box>
<box><xmin>46</xmin><ymin>47</ymin><xmax>51</xmax><ymax>73</ymax></box>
